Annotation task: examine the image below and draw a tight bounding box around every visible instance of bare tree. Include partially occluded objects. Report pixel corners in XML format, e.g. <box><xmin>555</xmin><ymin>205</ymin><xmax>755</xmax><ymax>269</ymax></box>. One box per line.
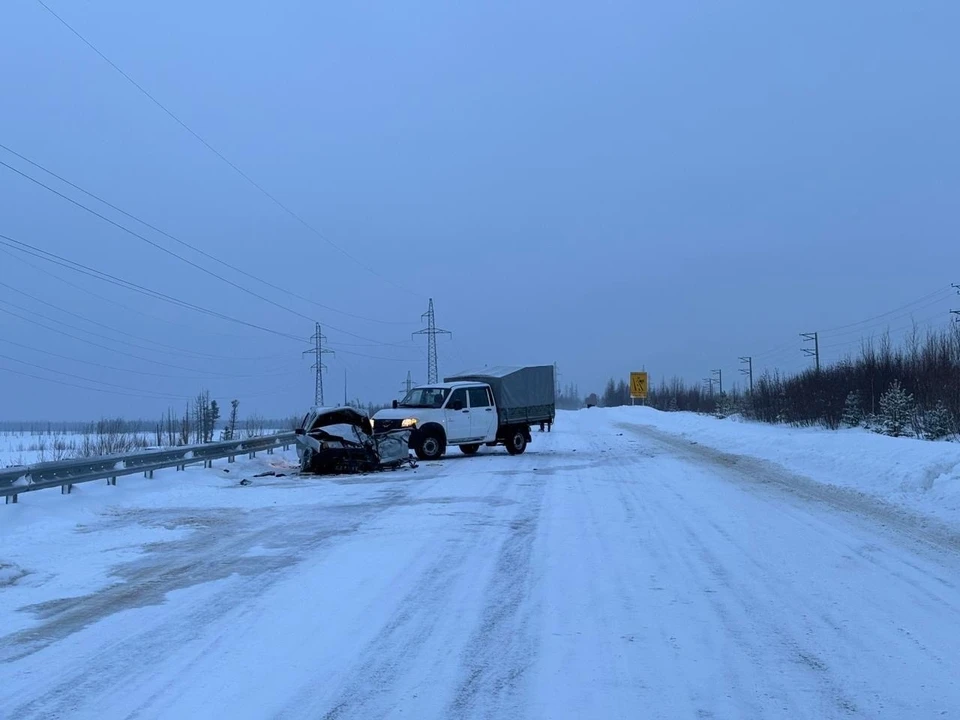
<box><xmin>179</xmin><ymin>403</ymin><xmax>191</xmax><ymax>446</ymax></box>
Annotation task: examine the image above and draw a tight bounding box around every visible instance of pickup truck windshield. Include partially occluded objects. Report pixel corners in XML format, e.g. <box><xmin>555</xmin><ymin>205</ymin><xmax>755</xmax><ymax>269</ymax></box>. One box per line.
<box><xmin>398</xmin><ymin>387</ymin><xmax>450</xmax><ymax>408</ymax></box>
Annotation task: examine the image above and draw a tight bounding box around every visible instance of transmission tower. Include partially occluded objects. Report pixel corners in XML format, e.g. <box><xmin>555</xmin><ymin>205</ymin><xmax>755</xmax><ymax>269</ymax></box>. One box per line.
<box><xmin>400</xmin><ymin>371</ymin><xmax>416</xmax><ymax>396</ymax></box>
<box><xmin>739</xmin><ymin>356</ymin><xmax>753</xmax><ymax>393</ymax></box>
<box><xmin>413</xmin><ymin>298</ymin><xmax>451</xmax><ymax>384</ymax></box>
<box><xmin>801</xmin><ymin>332</ymin><xmax>820</xmax><ymax>372</ymax></box>
<box><xmin>303</xmin><ymin>323</ymin><xmax>334</xmax><ymax>406</ymax></box>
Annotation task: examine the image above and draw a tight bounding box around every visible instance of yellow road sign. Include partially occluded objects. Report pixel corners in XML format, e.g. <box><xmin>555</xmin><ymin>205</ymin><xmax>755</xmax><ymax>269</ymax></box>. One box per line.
<box><xmin>630</xmin><ymin>371</ymin><xmax>648</xmax><ymax>399</ymax></box>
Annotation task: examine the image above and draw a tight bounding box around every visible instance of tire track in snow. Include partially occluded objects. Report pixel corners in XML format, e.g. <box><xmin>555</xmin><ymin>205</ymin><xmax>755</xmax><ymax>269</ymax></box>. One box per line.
<box><xmin>444</xmin><ymin>455</ymin><xmax>549</xmax><ymax>719</ymax></box>
<box><xmin>1</xmin><ymin>474</ymin><xmax>454</xmax><ymax>719</ymax></box>
<box><xmin>622</xmin><ymin>422</ymin><xmax>960</xmax><ymax>718</ymax></box>
<box><xmin>278</xmin><ymin>471</ymin><xmax>524</xmax><ymax>720</ymax></box>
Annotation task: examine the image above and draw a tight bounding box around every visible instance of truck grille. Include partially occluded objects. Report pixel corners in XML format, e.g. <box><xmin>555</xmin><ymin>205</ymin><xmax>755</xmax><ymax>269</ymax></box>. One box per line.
<box><xmin>373</xmin><ymin>418</ymin><xmax>403</xmax><ymax>433</ymax></box>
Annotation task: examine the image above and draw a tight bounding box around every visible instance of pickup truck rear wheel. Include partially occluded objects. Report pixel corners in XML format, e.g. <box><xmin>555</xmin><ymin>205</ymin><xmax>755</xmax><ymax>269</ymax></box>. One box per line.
<box><xmin>415</xmin><ymin>430</ymin><xmax>444</xmax><ymax>461</ymax></box>
<box><xmin>505</xmin><ymin>427</ymin><xmax>527</xmax><ymax>455</ymax></box>
<box><xmin>459</xmin><ymin>444</ymin><xmax>480</xmax><ymax>456</ymax></box>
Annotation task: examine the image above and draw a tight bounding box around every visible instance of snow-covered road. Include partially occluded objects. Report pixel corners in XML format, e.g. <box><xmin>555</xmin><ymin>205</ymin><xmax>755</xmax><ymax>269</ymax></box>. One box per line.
<box><xmin>2</xmin><ymin>410</ymin><xmax>959</xmax><ymax>718</ymax></box>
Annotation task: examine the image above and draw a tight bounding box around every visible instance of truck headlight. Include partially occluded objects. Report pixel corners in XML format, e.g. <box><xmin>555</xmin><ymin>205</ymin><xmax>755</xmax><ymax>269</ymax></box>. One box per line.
<box><xmin>401</xmin><ymin>418</ymin><xmax>418</xmax><ymax>428</ymax></box>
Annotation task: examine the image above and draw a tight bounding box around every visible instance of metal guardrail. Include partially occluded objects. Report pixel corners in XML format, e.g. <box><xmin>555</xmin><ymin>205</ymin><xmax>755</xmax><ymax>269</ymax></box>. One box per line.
<box><xmin>0</xmin><ymin>431</ymin><xmax>298</xmax><ymax>504</ymax></box>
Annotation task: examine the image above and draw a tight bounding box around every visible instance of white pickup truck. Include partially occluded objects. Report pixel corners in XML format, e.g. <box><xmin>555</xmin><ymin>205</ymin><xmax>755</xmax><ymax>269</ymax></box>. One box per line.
<box><xmin>371</xmin><ymin>365</ymin><xmax>556</xmax><ymax>461</ymax></box>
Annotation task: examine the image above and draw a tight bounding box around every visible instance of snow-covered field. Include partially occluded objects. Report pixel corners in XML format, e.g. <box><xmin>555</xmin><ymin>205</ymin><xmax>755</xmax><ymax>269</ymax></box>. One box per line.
<box><xmin>1</xmin><ymin>409</ymin><xmax>959</xmax><ymax>718</ymax></box>
<box><xmin>0</xmin><ymin>429</ymin><xmax>286</xmax><ymax>467</ymax></box>
<box><xmin>0</xmin><ymin>431</ymin><xmax>154</xmax><ymax>467</ymax></box>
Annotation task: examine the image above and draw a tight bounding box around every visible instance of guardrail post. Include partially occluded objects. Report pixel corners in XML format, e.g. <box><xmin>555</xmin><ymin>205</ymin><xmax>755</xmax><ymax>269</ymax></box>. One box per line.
<box><xmin>61</xmin><ymin>484</ymin><xmax>72</xmax><ymax>495</ymax></box>
<box><xmin>267</xmin><ymin>447</ymin><xmax>274</xmax><ymax>455</ymax></box>
<box><xmin>5</xmin><ymin>494</ymin><xmax>17</xmax><ymax>504</ymax></box>
<box><xmin>145</xmin><ymin>470</ymin><xmax>154</xmax><ymax>479</ymax></box>
<box><xmin>248</xmin><ymin>451</ymin><xmax>255</xmax><ymax>459</ymax></box>
<box><xmin>109</xmin><ymin>477</ymin><xmax>117</xmax><ymax>487</ymax></box>
<box><xmin>228</xmin><ymin>456</ymin><xmax>235</xmax><ymax>463</ymax></box>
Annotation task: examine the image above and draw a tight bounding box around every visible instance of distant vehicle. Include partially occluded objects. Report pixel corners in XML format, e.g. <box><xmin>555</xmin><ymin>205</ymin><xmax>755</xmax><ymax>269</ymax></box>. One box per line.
<box><xmin>294</xmin><ymin>407</ymin><xmax>413</xmax><ymax>475</ymax></box>
<box><xmin>372</xmin><ymin>365</ymin><xmax>556</xmax><ymax>460</ymax></box>
<box><xmin>585</xmin><ymin>393</ymin><xmax>599</xmax><ymax>408</ymax></box>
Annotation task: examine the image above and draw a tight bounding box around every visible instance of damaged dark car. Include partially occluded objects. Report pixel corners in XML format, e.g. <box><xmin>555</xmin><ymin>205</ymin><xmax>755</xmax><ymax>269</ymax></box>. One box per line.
<box><xmin>294</xmin><ymin>407</ymin><xmax>415</xmax><ymax>475</ymax></box>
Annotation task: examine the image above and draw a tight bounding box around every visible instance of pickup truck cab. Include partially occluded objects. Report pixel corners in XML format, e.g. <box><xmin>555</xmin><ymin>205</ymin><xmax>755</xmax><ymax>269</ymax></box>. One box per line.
<box><xmin>372</xmin><ymin>381</ymin><xmax>528</xmax><ymax>460</ymax></box>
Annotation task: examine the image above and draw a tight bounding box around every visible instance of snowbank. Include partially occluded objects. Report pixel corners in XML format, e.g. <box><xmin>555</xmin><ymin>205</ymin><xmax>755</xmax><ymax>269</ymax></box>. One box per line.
<box><xmin>603</xmin><ymin>406</ymin><xmax>960</xmax><ymax>529</ymax></box>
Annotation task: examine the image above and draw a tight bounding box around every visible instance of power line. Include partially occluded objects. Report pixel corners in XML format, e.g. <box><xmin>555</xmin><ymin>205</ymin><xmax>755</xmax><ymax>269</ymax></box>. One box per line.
<box><xmin>413</xmin><ymin>298</ymin><xmax>451</xmax><ymax>384</ymax></box>
<box><xmin>0</xmin><ymin>362</ymin><xmax>192</xmax><ymax>401</ymax></box>
<box><xmin>819</xmin><ymin>294</ymin><xmax>953</xmax><ymax>341</ymax></box>
<box><xmin>818</xmin><ymin>286</ymin><xmax>954</xmax><ymax>335</ymax></box>
<box><xmin>0</xmin><ymin>335</ymin><xmax>298</xmax><ymax>381</ymax></box>
<box><xmin>0</xmin><ymin>162</ymin><xmax>411</xmax><ymax>348</ymax></box>
<box><xmin>0</xmin><ymin>277</ymin><xmax>271</xmax><ymax>363</ymax></box>
<box><xmin>819</xmin><ymin>311</ymin><xmax>952</xmax><ymax>352</ymax></box>
<box><xmin>0</xmin><ymin>245</ymin><xmax>282</xmax><ymax>351</ymax></box>
<box><xmin>751</xmin><ymin>286</ymin><xmax>955</xmax><ymax>362</ymax></box>
<box><xmin>0</xmin><ymin>157</ymin><xmax>324</xmax><ymax>323</ymax></box>
<box><xmin>0</xmin><ymin>141</ymin><xmax>416</xmax><ymax>327</ymax></box>
<box><xmin>0</xmin><ymin>232</ymin><xmax>306</xmax><ymax>342</ymax></box>
<box><xmin>0</xmin><ymin>359</ymin><xmax>305</xmax><ymax>403</ymax></box>
<box><xmin>33</xmin><ymin>0</ymin><xmax>422</xmax><ymax>298</ymax></box>
<box><xmin>0</xmin><ymin>352</ymin><xmax>190</xmax><ymax>400</ymax></box>
<box><xmin>0</xmin><ymin>303</ymin><xmax>283</xmax><ymax>377</ymax></box>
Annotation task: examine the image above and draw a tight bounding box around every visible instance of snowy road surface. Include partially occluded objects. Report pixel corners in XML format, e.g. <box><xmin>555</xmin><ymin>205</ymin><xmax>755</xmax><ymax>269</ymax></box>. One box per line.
<box><xmin>2</xmin><ymin>410</ymin><xmax>959</xmax><ymax>719</ymax></box>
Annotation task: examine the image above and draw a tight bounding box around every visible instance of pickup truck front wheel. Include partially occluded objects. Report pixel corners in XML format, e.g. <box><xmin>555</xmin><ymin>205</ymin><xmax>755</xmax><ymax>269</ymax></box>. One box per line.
<box><xmin>415</xmin><ymin>430</ymin><xmax>445</xmax><ymax>461</ymax></box>
<box><xmin>505</xmin><ymin>427</ymin><xmax>528</xmax><ymax>455</ymax></box>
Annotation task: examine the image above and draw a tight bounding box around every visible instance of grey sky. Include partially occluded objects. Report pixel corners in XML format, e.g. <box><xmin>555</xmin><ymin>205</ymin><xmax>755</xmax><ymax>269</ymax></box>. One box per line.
<box><xmin>1</xmin><ymin>0</ymin><xmax>958</xmax><ymax>420</ymax></box>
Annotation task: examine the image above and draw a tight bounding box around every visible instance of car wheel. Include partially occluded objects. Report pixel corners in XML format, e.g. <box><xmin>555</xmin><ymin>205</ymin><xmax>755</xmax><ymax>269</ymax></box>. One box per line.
<box><xmin>459</xmin><ymin>444</ymin><xmax>480</xmax><ymax>456</ymax></box>
<box><xmin>505</xmin><ymin>428</ymin><xmax>527</xmax><ymax>455</ymax></box>
<box><xmin>416</xmin><ymin>431</ymin><xmax>444</xmax><ymax>461</ymax></box>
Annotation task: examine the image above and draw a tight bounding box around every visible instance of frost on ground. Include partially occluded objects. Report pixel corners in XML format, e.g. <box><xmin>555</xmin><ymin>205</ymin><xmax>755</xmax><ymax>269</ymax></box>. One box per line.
<box><xmin>1</xmin><ymin>410</ymin><xmax>959</xmax><ymax>719</ymax></box>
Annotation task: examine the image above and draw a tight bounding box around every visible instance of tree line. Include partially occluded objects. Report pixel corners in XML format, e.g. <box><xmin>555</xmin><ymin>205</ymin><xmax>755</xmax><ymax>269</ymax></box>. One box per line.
<box><xmin>598</xmin><ymin>324</ymin><xmax>960</xmax><ymax>440</ymax></box>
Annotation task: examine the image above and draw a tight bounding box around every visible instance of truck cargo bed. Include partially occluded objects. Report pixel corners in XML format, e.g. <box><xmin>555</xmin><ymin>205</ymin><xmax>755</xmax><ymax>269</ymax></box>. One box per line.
<box><xmin>444</xmin><ymin>365</ymin><xmax>556</xmax><ymax>427</ymax></box>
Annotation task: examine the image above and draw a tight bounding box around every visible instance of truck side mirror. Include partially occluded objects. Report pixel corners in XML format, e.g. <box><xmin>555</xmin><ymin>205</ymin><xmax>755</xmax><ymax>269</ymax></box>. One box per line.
<box><xmin>392</xmin><ymin>400</ymin><xmax>398</xmax><ymax>409</ymax></box>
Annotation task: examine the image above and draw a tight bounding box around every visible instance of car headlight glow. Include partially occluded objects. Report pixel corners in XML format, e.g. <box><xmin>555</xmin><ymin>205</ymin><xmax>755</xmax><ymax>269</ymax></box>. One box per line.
<box><xmin>401</xmin><ymin>418</ymin><xmax>418</xmax><ymax>428</ymax></box>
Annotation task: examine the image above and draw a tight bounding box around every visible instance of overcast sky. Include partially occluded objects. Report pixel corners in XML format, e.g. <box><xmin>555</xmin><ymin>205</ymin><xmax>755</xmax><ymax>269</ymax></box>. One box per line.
<box><xmin>1</xmin><ymin>0</ymin><xmax>958</xmax><ymax>421</ymax></box>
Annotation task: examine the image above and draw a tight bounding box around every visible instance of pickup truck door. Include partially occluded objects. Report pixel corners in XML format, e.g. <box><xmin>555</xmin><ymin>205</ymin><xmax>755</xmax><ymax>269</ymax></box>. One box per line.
<box><xmin>443</xmin><ymin>388</ymin><xmax>473</xmax><ymax>443</ymax></box>
<box><xmin>468</xmin><ymin>386</ymin><xmax>498</xmax><ymax>441</ymax></box>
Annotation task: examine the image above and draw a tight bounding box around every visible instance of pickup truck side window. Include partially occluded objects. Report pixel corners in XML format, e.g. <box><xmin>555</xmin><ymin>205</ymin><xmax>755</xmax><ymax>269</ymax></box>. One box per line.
<box><xmin>447</xmin><ymin>388</ymin><xmax>468</xmax><ymax>409</ymax></box>
<box><xmin>468</xmin><ymin>387</ymin><xmax>490</xmax><ymax>408</ymax></box>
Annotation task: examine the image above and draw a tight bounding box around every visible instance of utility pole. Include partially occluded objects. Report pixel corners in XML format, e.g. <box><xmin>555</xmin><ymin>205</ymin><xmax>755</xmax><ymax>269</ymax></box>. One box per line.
<box><xmin>711</xmin><ymin>368</ymin><xmax>723</xmax><ymax>395</ymax></box>
<box><xmin>801</xmin><ymin>332</ymin><xmax>820</xmax><ymax>372</ymax></box>
<box><xmin>303</xmin><ymin>323</ymin><xmax>334</xmax><ymax>406</ymax></box>
<box><xmin>739</xmin><ymin>356</ymin><xmax>753</xmax><ymax>393</ymax></box>
<box><xmin>413</xmin><ymin>298</ymin><xmax>451</xmax><ymax>384</ymax></box>
<box><xmin>952</xmin><ymin>284</ymin><xmax>959</xmax><ymax>322</ymax></box>
<box><xmin>554</xmin><ymin>362</ymin><xmax>562</xmax><ymax>398</ymax></box>
<box><xmin>703</xmin><ymin>378</ymin><xmax>715</xmax><ymax>396</ymax></box>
